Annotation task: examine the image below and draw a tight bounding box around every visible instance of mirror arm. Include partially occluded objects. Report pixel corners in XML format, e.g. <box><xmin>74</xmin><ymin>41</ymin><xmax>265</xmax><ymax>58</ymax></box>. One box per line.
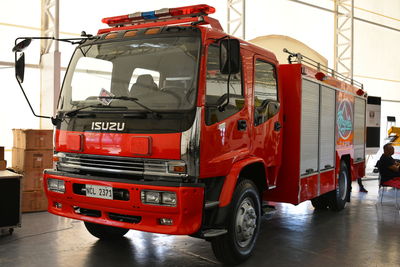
<box><xmin>15</xmin><ymin>36</ymin><xmax>94</xmax><ymax>47</ymax></box>
<box><xmin>14</xmin><ymin>51</ymin><xmax>57</xmax><ymax>124</ymax></box>
<box><xmin>15</xmin><ymin>75</ymin><xmax>53</xmax><ymax>120</ymax></box>
<box><xmin>218</xmin><ymin>73</ymin><xmax>231</xmax><ymax>112</ymax></box>
<box><xmin>218</xmin><ymin>38</ymin><xmax>232</xmax><ymax>112</ymax></box>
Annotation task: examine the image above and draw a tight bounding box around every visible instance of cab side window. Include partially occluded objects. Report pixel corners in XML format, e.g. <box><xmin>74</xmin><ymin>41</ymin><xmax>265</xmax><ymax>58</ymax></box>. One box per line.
<box><xmin>205</xmin><ymin>45</ymin><xmax>244</xmax><ymax>125</ymax></box>
<box><xmin>254</xmin><ymin>59</ymin><xmax>278</xmax><ymax>126</ymax></box>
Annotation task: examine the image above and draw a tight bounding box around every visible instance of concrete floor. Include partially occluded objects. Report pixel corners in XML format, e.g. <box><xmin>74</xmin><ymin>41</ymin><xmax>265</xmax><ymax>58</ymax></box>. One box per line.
<box><xmin>1</xmin><ymin>179</ymin><xmax>399</xmax><ymax>267</ymax></box>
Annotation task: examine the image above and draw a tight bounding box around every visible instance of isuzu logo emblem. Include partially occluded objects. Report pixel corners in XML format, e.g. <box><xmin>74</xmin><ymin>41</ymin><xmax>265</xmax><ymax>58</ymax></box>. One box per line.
<box><xmin>91</xmin><ymin>122</ymin><xmax>125</xmax><ymax>131</ymax></box>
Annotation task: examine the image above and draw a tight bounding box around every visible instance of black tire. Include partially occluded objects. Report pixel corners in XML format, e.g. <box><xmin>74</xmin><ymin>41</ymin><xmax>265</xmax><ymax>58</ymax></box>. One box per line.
<box><xmin>311</xmin><ymin>193</ymin><xmax>329</xmax><ymax>210</ymax></box>
<box><xmin>84</xmin><ymin>222</ymin><xmax>129</xmax><ymax>240</ymax></box>
<box><xmin>327</xmin><ymin>160</ymin><xmax>350</xmax><ymax>211</ymax></box>
<box><xmin>211</xmin><ymin>179</ymin><xmax>261</xmax><ymax>265</ymax></box>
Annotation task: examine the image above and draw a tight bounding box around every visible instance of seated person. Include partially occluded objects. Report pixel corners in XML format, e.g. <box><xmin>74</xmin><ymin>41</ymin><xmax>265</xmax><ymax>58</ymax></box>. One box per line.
<box><xmin>378</xmin><ymin>143</ymin><xmax>400</xmax><ymax>183</ymax></box>
<box><xmin>130</xmin><ymin>74</ymin><xmax>158</xmax><ymax>97</ymax></box>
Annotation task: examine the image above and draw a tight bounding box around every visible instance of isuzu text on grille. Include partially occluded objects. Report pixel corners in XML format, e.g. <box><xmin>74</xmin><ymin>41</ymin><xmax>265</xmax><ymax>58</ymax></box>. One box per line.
<box><xmin>91</xmin><ymin>122</ymin><xmax>125</xmax><ymax>131</ymax></box>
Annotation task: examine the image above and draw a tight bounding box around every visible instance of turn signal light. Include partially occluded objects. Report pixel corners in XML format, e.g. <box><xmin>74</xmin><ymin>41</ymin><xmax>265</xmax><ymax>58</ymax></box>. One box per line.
<box><xmin>105</xmin><ymin>32</ymin><xmax>119</xmax><ymax>39</ymax></box>
<box><xmin>145</xmin><ymin>28</ymin><xmax>161</xmax><ymax>35</ymax></box>
<box><xmin>53</xmin><ymin>152</ymin><xmax>66</xmax><ymax>162</ymax></box>
<box><xmin>356</xmin><ymin>89</ymin><xmax>365</xmax><ymax>96</ymax></box>
<box><xmin>124</xmin><ymin>30</ymin><xmax>138</xmax><ymax>38</ymax></box>
<box><xmin>167</xmin><ymin>162</ymin><xmax>186</xmax><ymax>174</ymax></box>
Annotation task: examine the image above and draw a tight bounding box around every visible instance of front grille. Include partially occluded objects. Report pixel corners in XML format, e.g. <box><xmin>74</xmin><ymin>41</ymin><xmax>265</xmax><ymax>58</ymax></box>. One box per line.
<box><xmin>59</xmin><ymin>153</ymin><xmax>145</xmax><ymax>176</ymax></box>
<box><xmin>57</xmin><ymin>153</ymin><xmax>187</xmax><ymax>181</ymax></box>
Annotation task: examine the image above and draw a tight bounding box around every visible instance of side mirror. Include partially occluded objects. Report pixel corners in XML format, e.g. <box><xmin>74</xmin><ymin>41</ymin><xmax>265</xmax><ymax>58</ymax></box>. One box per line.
<box><xmin>219</xmin><ymin>39</ymin><xmax>240</xmax><ymax>74</ymax></box>
<box><xmin>12</xmin><ymin>38</ymin><xmax>32</xmax><ymax>52</ymax></box>
<box><xmin>15</xmin><ymin>53</ymin><xmax>25</xmax><ymax>83</ymax></box>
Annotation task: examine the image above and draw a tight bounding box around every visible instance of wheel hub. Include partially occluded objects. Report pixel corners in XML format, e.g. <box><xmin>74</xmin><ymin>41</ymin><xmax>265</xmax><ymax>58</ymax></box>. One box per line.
<box><xmin>339</xmin><ymin>170</ymin><xmax>348</xmax><ymax>201</ymax></box>
<box><xmin>235</xmin><ymin>197</ymin><xmax>257</xmax><ymax>247</ymax></box>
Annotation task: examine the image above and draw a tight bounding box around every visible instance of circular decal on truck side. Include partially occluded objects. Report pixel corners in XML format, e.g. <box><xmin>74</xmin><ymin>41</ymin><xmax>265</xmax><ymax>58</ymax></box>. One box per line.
<box><xmin>337</xmin><ymin>99</ymin><xmax>353</xmax><ymax>140</ymax></box>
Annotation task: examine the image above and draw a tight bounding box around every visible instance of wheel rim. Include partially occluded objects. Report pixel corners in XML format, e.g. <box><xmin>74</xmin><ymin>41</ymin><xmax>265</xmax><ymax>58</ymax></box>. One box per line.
<box><xmin>235</xmin><ymin>197</ymin><xmax>257</xmax><ymax>248</ymax></box>
<box><xmin>339</xmin><ymin>169</ymin><xmax>348</xmax><ymax>201</ymax></box>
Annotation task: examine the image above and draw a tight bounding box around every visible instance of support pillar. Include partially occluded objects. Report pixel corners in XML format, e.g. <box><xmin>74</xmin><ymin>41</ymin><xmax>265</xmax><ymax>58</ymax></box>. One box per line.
<box><xmin>334</xmin><ymin>0</ymin><xmax>354</xmax><ymax>80</ymax></box>
<box><xmin>227</xmin><ymin>0</ymin><xmax>246</xmax><ymax>40</ymax></box>
<box><xmin>40</xmin><ymin>0</ymin><xmax>60</xmax><ymax>129</ymax></box>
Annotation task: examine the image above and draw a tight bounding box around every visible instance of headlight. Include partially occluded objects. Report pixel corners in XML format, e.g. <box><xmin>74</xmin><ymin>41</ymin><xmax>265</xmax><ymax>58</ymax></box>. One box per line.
<box><xmin>141</xmin><ymin>190</ymin><xmax>177</xmax><ymax>207</ymax></box>
<box><xmin>47</xmin><ymin>178</ymin><xmax>65</xmax><ymax>193</ymax></box>
<box><xmin>144</xmin><ymin>191</ymin><xmax>160</xmax><ymax>203</ymax></box>
<box><xmin>161</xmin><ymin>192</ymin><xmax>177</xmax><ymax>206</ymax></box>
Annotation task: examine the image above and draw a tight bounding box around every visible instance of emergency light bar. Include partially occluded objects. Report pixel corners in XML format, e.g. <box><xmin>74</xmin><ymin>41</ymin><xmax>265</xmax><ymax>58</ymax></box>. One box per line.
<box><xmin>102</xmin><ymin>4</ymin><xmax>216</xmax><ymax>27</ymax></box>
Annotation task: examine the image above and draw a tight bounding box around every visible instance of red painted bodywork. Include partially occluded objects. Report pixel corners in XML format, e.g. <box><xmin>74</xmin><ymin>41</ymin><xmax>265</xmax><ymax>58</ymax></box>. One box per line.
<box><xmin>44</xmin><ymin>172</ymin><xmax>204</xmax><ymax>235</ymax></box>
<box><xmin>56</xmin><ymin>129</ymin><xmax>181</xmax><ymax>160</ymax></box>
<box><xmin>219</xmin><ymin>157</ymin><xmax>265</xmax><ymax>207</ymax></box>
<box><xmin>265</xmin><ymin>64</ymin><xmax>302</xmax><ymax>204</ymax></box>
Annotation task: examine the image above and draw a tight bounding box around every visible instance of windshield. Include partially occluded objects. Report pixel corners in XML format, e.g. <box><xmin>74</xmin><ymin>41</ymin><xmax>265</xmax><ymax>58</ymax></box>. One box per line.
<box><xmin>59</xmin><ymin>36</ymin><xmax>200</xmax><ymax>112</ymax></box>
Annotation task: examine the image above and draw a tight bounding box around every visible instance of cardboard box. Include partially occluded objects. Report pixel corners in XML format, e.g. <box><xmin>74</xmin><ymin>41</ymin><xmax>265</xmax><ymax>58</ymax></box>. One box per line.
<box><xmin>0</xmin><ymin>160</ymin><xmax>6</xmax><ymax>170</ymax></box>
<box><xmin>21</xmin><ymin>190</ymin><xmax>48</xmax><ymax>213</ymax></box>
<box><xmin>22</xmin><ymin>171</ymin><xmax>44</xmax><ymax>191</ymax></box>
<box><xmin>12</xmin><ymin>148</ymin><xmax>53</xmax><ymax>173</ymax></box>
<box><xmin>13</xmin><ymin>129</ymin><xmax>53</xmax><ymax>150</ymax></box>
<box><xmin>0</xmin><ymin>146</ymin><xmax>4</xmax><ymax>160</ymax></box>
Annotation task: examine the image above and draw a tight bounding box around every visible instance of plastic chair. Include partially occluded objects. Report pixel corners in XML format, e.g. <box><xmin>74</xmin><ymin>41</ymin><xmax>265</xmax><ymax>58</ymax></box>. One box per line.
<box><xmin>377</xmin><ymin>159</ymin><xmax>400</xmax><ymax>209</ymax></box>
<box><xmin>379</xmin><ymin>175</ymin><xmax>400</xmax><ymax>209</ymax></box>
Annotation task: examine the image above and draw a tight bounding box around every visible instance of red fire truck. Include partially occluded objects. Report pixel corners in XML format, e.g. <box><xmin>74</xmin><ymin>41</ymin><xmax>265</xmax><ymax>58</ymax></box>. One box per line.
<box><xmin>13</xmin><ymin>4</ymin><xmax>366</xmax><ymax>265</ymax></box>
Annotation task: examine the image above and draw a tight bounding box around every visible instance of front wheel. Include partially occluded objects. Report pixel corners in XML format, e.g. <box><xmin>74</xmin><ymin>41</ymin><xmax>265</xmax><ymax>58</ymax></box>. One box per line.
<box><xmin>211</xmin><ymin>179</ymin><xmax>261</xmax><ymax>265</ymax></box>
<box><xmin>84</xmin><ymin>222</ymin><xmax>129</xmax><ymax>240</ymax></box>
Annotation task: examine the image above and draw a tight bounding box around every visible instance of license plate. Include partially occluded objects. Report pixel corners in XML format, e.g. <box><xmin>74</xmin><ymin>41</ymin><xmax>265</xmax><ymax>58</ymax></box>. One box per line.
<box><xmin>85</xmin><ymin>184</ymin><xmax>113</xmax><ymax>200</ymax></box>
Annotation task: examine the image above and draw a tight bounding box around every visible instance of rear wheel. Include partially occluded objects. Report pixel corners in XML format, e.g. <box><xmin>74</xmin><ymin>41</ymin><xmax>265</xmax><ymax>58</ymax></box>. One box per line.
<box><xmin>211</xmin><ymin>179</ymin><xmax>261</xmax><ymax>265</ymax></box>
<box><xmin>327</xmin><ymin>161</ymin><xmax>350</xmax><ymax>211</ymax></box>
<box><xmin>84</xmin><ymin>222</ymin><xmax>129</xmax><ymax>240</ymax></box>
<box><xmin>311</xmin><ymin>193</ymin><xmax>329</xmax><ymax>209</ymax></box>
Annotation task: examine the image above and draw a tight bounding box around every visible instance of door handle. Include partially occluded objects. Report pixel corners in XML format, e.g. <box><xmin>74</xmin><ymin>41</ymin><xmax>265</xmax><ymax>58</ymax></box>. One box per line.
<box><xmin>237</xmin><ymin>120</ymin><xmax>247</xmax><ymax>131</ymax></box>
<box><xmin>274</xmin><ymin>121</ymin><xmax>281</xmax><ymax>131</ymax></box>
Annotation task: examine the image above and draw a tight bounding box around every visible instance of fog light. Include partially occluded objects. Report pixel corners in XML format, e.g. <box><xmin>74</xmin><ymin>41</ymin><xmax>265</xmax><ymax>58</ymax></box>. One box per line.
<box><xmin>159</xmin><ymin>218</ymin><xmax>173</xmax><ymax>225</ymax></box>
<box><xmin>47</xmin><ymin>178</ymin><xmax>65</xmax><ymax>193</ymax></box>
<box><xmin>54</xmin><ymin>202</ymin><xmax>62</xmax><ymax>208</ymax></box>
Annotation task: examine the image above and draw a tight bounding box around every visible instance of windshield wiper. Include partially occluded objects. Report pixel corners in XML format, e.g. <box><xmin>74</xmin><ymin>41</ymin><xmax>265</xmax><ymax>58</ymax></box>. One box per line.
<box><xmin>98</xmin><ymin>96</ymin><xmax>161</xmax><ymax>119</ymax></box>
<box><xmin>64</xmin><ymin>104</ymin><xmax>127</xmax><ymax>117</ymax></box>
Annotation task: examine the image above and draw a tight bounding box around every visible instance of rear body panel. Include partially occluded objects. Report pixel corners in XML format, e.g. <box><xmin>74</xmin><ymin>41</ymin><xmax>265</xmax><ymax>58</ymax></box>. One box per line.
<box><xmin>266</xmin><ymin>64</ymin><xmax>366</xmax><ymax>205</ymax></box>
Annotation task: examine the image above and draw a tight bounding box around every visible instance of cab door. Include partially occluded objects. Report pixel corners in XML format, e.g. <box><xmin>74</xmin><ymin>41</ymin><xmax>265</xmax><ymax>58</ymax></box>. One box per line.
<box><xmin>251</xmin><ymin>57</ymin><xmax>282</xmax><ymax>187</ymax></box>
<box><xmin>199</xmin><ymin>43</ymin><xmax>251</xmax><ymax>178</ymax></box>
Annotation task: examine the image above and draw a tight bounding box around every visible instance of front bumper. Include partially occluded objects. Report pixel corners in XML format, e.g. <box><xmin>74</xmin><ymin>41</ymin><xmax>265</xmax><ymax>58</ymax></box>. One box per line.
<box><xmin>43</xmin><ymin>170</ymin><xmax>204</xmax><ymax>235</ymax></box>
